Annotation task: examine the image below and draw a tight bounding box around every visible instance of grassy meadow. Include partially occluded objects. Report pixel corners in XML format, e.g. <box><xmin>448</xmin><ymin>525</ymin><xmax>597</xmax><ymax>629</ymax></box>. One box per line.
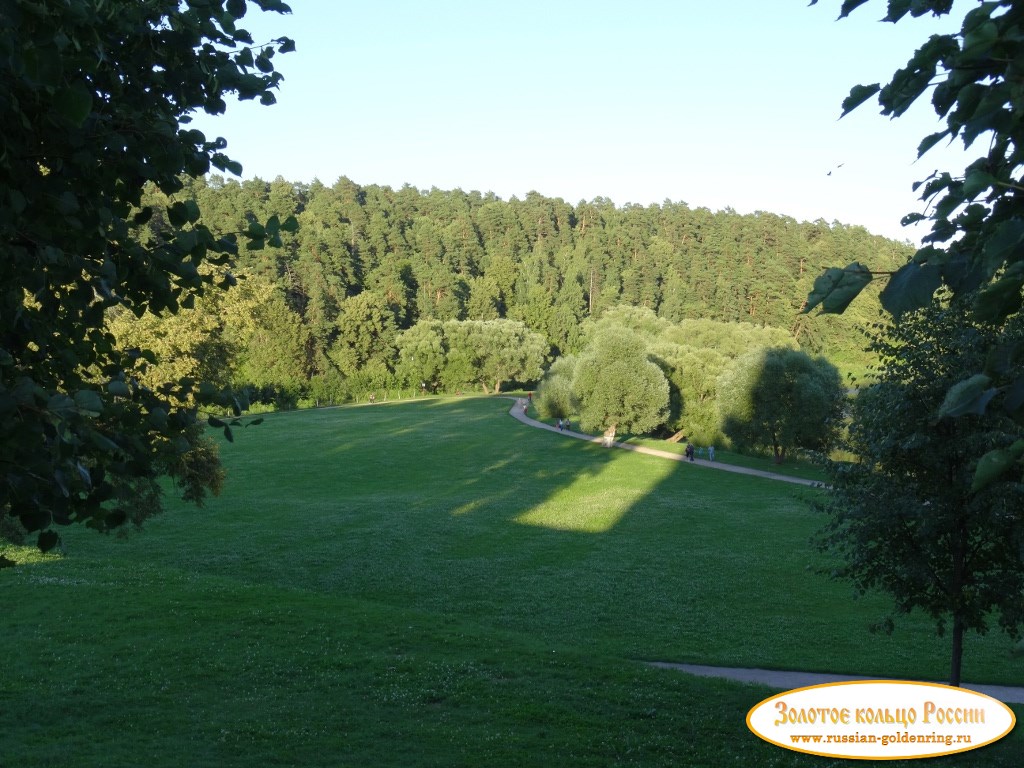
<box><xmin>2</xmin><ymin>396</ymin><xmax>1021</xmax><ymax>767</ymax></box>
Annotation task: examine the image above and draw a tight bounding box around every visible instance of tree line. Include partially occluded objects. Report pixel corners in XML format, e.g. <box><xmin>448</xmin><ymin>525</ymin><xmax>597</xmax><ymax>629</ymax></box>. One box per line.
<box><xmin>118</xmin><ymin>173</ymin><xmax>913</xmax><ymax>408</ymax></box>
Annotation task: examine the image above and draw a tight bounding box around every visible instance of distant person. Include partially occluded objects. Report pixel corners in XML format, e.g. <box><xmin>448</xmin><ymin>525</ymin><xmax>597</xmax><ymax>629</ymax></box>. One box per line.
<box><xmin>708</xmin><ymin>445</ymin><xmax>716</xmax><ymax>461</ymax></box>
<box><xmin>557</xmin><ymin>418</ymin><xmax>563</xmax><ymax>431</ymax></box>
<box><xmin>685</xmin><ymin>442</ymin><xmax>695</xmax><ymax>462</ymax></box>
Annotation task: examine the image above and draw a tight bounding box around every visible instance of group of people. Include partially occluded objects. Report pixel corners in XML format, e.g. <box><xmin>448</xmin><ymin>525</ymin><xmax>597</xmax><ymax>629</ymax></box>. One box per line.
<box><xmin>684</xmin><ymin>442</ymin><xmax>715</xmax><ymax>462</ymax></box>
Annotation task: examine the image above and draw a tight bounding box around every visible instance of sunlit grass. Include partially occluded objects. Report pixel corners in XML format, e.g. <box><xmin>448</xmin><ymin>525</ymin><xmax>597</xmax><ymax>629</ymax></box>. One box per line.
<box><xmin>2</xmin><ymin>396</ymin><xmax>1021</xmax><ymax>767</ymax></box>
<box><xmin>0</xmin><ymin>542</ymin><xmax>62</xmax><ymax>566</ymax></box>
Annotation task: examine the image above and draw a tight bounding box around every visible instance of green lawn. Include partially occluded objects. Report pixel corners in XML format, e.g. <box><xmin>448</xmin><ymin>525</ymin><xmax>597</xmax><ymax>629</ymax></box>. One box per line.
<box><xmin>2</xmin><ymin>397</ymin><xmax>1020</xmax><ymax>767</ymax></box>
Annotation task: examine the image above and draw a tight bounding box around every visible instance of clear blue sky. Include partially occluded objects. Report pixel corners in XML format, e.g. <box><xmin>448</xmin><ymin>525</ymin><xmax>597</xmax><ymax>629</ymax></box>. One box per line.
<box><xmin>194</xmin><ymin>0</ymin><xmax>974</xmax><ymax>243</ymax></box>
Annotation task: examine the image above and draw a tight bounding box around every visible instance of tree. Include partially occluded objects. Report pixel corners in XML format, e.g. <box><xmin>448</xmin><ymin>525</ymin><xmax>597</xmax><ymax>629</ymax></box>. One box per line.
<box><xmin>458</xmin><ymin>320</ymin><xmax>547</xmax><ymax>394</ymax></box>
<box><xmin>329</xmin><ymin>291</ymin><xmax>399</xmax><ymax>377</ymax></box>
<box><xmin>534</xmin><ymin>355</ymin><xmax>580</xmax><ymax>421</ymax></box>
<box><xmin>718</xmin><ymin>348</ymin><xmax>845</xmax><ymax>463</ymax></box>
<box><xmin>395</xmin><ymin>321</ymin><xmax>447</xmax><ymax>393</ymax></box>
<box><xmin>0</xmin><ymin>1</ymin><xmax>294</xmax><ymax>556</ymax></box>
<box><xmin>806</xmin><ymin>0</ymin><xmax>1024</xmax><ymax>489</ymax></box>
<box><xmin>817</xmin><ymin>301</ymin><xmax>1024</xmax><ymax>686</ymax></box>
<box><xmin>572</xmin><ymin>327</ymin><xmax>670</xmax><ymax>443</ymax></box>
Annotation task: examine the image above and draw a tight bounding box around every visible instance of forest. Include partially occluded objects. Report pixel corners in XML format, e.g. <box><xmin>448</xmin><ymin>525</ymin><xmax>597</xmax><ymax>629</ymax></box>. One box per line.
<box><xmin>119</xmin><ymin>173</ymin><xmax>913</xmax><ymax>414</ymax></box>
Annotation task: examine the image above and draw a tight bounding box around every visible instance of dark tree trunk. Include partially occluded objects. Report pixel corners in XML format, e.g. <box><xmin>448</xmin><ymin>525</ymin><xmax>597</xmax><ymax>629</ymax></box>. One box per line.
<box><xmin>950</xmin><ymin>612</ymin><xmax>964</xmax><ymax>687</ymax></box>
<box><xmin>949</xmin><ymin>510</ymin><xmax>969</xmax><ymax>687</ymax></box>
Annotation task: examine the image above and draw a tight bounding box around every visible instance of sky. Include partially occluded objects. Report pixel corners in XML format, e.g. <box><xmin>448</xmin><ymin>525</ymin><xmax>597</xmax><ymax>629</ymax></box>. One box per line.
<box><xmin>192</xmin><ymin>0</ymin><xmax>976</xmax><ymax>244</ymax></box>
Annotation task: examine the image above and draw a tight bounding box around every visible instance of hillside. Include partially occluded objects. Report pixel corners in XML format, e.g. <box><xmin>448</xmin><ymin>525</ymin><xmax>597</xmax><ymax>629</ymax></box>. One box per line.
<box><xmin>130</xmin><ymin>175</ymin><xmax>914</xmax><ymax>399</ymax></box>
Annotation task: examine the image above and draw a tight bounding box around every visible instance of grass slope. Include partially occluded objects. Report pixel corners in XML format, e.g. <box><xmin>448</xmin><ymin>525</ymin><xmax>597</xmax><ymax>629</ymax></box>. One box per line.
<box><xmin>2</xmin><ymin>397</ymin><xmax>1020</xmax><ymax>767</ymax></box>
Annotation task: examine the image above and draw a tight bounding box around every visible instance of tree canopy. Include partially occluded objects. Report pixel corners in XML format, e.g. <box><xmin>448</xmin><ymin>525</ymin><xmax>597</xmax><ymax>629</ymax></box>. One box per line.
<box><xmin>571</xmin><ymin>327</ymin><xmax>670</xmax><ymax>443</ymax></box>
<box><xmin>0</xmin><ymin>0</ymin><xmax>293</xmax><ymax>556</ymax></box>
<box><xmin>718</xmin><ymin>347</ymin><xmax>845</xmax><ymax>463</ymax></box>
<box><xmin>806</xmin><ymin>0</ymin><xmax>1024</xmax><ymax>489</ymax></box>
<box><xmin>120</xmin><ymin>173</ymin><xmax>913</xmax><ymax>409</ymax></box>
<box><xmin>818</xmin><ymin>300</ymin><xmax>1024</xmax><ymax>686</ymax></box>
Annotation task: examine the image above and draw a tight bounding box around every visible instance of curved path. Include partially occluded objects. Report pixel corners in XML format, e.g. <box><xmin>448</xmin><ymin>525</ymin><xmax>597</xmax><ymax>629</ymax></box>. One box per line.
<box><xmin>508</xmin><ymin>398</ymin><xmax>819</xmax><ymax>486</ymax></box>
<box><xmin>508</xmin><ymin>398</ymin><xmax>1024</xmax><ymax>705</ymax></box>
<box><xmin>647</xmin><ymin>662</ymin><xmax>1024</xmax><ymax>704</ymax></box>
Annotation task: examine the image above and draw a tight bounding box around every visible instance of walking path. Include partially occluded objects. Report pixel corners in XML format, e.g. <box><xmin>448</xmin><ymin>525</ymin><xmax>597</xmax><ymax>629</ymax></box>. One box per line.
<box><xmin>508</xmin><ymin>398</ymin><xmax>1024</xmax><ymax>705</ymax></box>
<box><xmin>508</xmin><ymin>398</ymin><xmax>819</xmax><ymax>486</ymax></box>
<box><xmin>647</xmin><ymin>662</ymin><xmax>1024</xmax><ymax>704</ymax></box>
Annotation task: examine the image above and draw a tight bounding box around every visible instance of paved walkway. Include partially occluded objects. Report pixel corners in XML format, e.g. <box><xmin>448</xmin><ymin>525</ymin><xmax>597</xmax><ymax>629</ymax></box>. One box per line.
<box><xmin>508</xmin><ymin>399</ymin><xmax>819</xmax><ymax>486</ymax></box>
<box><xmin>508</xmin><ymin>399</ymin><xmax>1024</xmax><ymax>706</ymax></box>
<box><xmin>648</xmin><ymin>662</ymin><xmax>1024</xmax><ymax>704</ymax></box>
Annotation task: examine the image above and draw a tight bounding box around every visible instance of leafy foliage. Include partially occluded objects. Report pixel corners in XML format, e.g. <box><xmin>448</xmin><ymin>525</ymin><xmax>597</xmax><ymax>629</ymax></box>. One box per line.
<box><xmin>534</xmin><ymin>355</ymin><xmax>579</xmax><ymax>421</ymax></box>
<box><xmin>0</xmin><ymin>1</ymin><xmax>293</xmax><ymax>553</ymax></box>
<box><xmin>718</xmin><ymin>348</ymin><xmax>846</xmax><ymax>463</ymax></box>
<box><xmin>131</xmin><ymin>174</ymin><xmax>913</xmax><ymax>399</ymax></box>
<box><xmin>806</xmin><ymin>0</ymin><xmax>1024</xmax><ymax>487</ymax></box>
<box><xmin>396</xmin><ymin>319</ymin><xmax>546</xmax><ymax>394</ymax></box>
<box><xmin>818</xmin><ymin>301</ymin><xmax>1024</xmax><ymax>685</ymax></box>
<box><xmin>571</xmin><ymin>327</ymin><xmax>670</xmax><ymax>441</ymax></box>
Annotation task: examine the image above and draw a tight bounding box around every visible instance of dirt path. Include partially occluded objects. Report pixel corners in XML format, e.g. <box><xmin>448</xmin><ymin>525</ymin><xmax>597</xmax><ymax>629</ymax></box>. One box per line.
<box><xmin>648</xmin><ymin>662</ymin><xmax>1024</xmax><ymax>704</ymax></box>
<box><xmin>508</xmin><ymin>398</ymin><xmax>819</xmax><ymax>487</ymax></box>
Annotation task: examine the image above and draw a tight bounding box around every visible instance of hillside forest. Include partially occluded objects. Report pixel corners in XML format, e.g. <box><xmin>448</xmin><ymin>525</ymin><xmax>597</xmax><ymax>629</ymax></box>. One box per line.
<box><xmin>115</xmin><ymin>174</ymin><xmax>912</xmax><ymax>443</ymax></box>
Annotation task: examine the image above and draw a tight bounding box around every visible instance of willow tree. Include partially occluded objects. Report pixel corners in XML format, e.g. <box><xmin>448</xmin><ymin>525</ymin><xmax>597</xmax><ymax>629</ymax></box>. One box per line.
<box><xmin>718</xmin><ymin>348</ymin><xmax>845</xmax><ymax>463</ymax></box>
<box><xmin>572</xmin><ymin>327</ymin><xmax>670</xmax><ymax>444</ymax></box>
<box><xmin>0</xmin><ymin>0</ymin><xmax>294</xmax><ymax>556</ymax></box>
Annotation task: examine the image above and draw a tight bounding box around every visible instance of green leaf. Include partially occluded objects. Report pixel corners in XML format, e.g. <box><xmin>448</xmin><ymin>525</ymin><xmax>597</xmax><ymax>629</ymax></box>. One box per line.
<box><xmin>223</xmin><ymin>425</ymin><xmax>234</xmax><ymax>443</ymax></box>
<box><xmin>255</xmin><ymin>53</ymin><xmax>273</xmax><ymax>73</ymax></box>
<box><xmin>37</xmin><ymin>530</ymin><xmax>61</xmax><ymax>554</ymax></box>
<box><xmin>246</xmin><ymin>417</ymin><xmax>264</xmax><ymax>427</ymax></box>
<box><xmin>916</xmin><ymin>130</ymin><xmax>948</xmax><ymax>158</ymax></box>
<box><xmin>107</xmin><ymin>380</ymin><xmax>131</xmax><ymax>397</ymax></box>
<box><xmin>280</xmin><ymin>215</ymin><xmax>299</xmax><ymax>233</ymax></box>
<box><xmin>981</xmin><ymin>220</ymin><xmax>1024</xmax><ymax>277</ymax></box>
<box><xmin>236</xmin><ymin>47</ymin><xmax>254</xmax><ymax>68</ymax></box>
<box><xmin>972</xmin><ymin>440</ymin><xmax>1024</xmax><ymax>492</ymax></box>
<box><xmin>208</xmin><ymin>415</ymin><xmax>226</xmax><ymax>428</ymax></box>
<box><xmin>54</xmin><ymin>83</ymin><xmax>93</xmax><ymax>127</ymax></box>
<box><xmin>934</xmin><ymin>374</ymin><xmax>996</xmax><ymax>421</ymax></box>
<box><xmin>148</xmin><ymin>407</ymin><xmax>168</xmax><ymax>429</ymax></box>
<box><xmin>883</xmin><ymin>0</ymin><xmax>912</xmax><ymax>22</ymax></box>
<box><xmin>226</xmin><ymin>0</ymin><xmax>247</xmax><ymax>19</ymax></box>
<box><xmin>804</xmin><ymin>263</ymin><xmax>873</xmax><ymax>314</ymax></box>
<box><xmin>841</xmin><ymin>83</ymin><xmax>881</xmax><ymax>117</ymax></box>
<box><xmin>73</xmin><ymin>389</ymin><xmax>104</xmax><ymax>416</ymax></box>
<box><xmin>168</xmin><ymin>201</ymin><xmax>190</xmax><ymax>227</ymax></box>
<box><xmin>88</xmin><ymin>429</ymin><xmax>122</xmax><ymax>454</ymax></box>
<box><xmin>839</xmin><ymin>0</ymin><xmax>871</xmax><ymax>18</ymax></box>
<box><xmin>879</xmin><ymin>262</ymin><xmax>941</xmax><ymax>317</ymax></box>
<box><xmin>962</xmin><ymin>169</ymin><xmax>997</xmax><ymax>200</ymax></box>
<box><xmin>973</xmin><ymin>266</ymin><xmax>1024</xmax><ymax>324</ymax></box>
<box><xmin>47</xmin><ymin>393</ymin><xmax>76</xmax><ymax>417</ymax></box>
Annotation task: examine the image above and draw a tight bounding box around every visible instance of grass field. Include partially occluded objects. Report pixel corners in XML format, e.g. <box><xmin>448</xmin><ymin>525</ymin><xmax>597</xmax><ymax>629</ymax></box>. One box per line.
<box><xmin>2</xmin><ymin>396</ymin><xmax>1021</xmax><ymax>767</ymax></box>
